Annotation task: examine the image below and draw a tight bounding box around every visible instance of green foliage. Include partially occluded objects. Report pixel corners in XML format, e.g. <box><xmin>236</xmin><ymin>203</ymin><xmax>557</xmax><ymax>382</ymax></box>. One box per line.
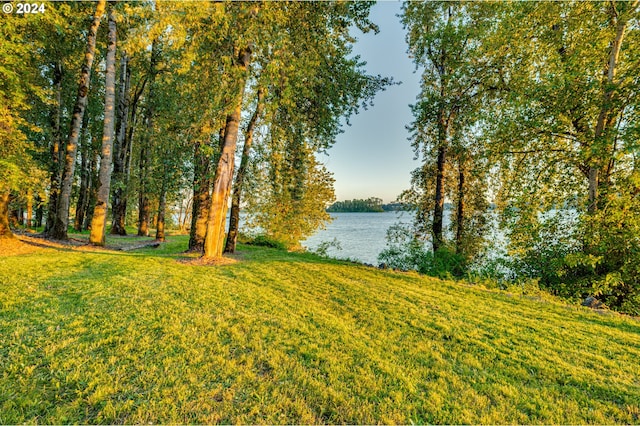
<box><xmin>499</xmin><ymin>190</ymin><xmax>640</xmax><ymax>315</ymax></box>
<box><xmin>246</xmin><ymin>142</ymin><xmax>336</xmax><ymax>250</ymax></box>
<box><xmin>2</xmin><ymin>0</ymin><xmax>391</xmax><ymax>250</ymax></box>
<box><xmin>410</xmin><ymin>0</ymin><xmax>640</xmax><ymax>314</ymax></box>
<box><xmin>505</xmin><ymin>209</ymin><xmax>582</xmax><ymax>292</ymax></box>
<box><xmin>401</xmin><ymin>2</ymin><xmax>493</xmax><ymax>263</ymax></box>
<box><xmin>310</xmin><ymin>238</ymin><xmax>342</xmax><ymax>258</ymax></box>
<box><xmin>378</xmin><ymin>224</ymin><xmax>466</xmax><ymax>278</ymax></box>
<box><xmin>0</xmin><ymin>6</ymin><xmax>54</xmax><ymax>194</ymax></box>
<box><xmin>567</xmin><ymin>189</ymin><xmax>640</xmax><ymax>315</ymax></box>
<box><xmin>1</xmin><ymin>235</ymin><xmax>640</xmax><ymax>423</ymax></box>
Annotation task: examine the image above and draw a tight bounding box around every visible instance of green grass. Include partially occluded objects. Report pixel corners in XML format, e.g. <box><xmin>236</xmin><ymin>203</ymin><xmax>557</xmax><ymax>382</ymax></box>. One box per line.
<box><xmin>1</xmin><ymin>234</ymin><xmax>639</xmax><ymax>424</ymax></box>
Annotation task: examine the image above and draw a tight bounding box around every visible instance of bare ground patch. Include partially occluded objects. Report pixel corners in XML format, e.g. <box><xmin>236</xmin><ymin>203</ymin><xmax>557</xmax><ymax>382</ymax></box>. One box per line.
<box><xmin>177</xmin><ymin>252</ymin><xmax>244</xmax><ymax>266</ymax></box>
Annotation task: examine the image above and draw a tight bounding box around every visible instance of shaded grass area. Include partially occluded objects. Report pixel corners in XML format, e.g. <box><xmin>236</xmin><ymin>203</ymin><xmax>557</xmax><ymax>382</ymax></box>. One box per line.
<box><xmin>1</xmin><ymin>235</ymin><xmax>639</xmax><ymax>423</ymax></box>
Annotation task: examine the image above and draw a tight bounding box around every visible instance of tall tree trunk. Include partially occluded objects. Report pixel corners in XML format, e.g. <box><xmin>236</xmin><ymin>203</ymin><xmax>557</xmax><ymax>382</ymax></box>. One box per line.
<box><xmin>35</xmin><ymin>194</ymin><xmax>43</xmax><ymax>228</ymax></box>
<box><xmin>89</xmin><ymin>7</ymin><xmax>117</xmax><ymax>246</ymax></box>
<box><xmin>74</xmin><ymin>142</ymin><xmax>88</xmax><ymax>231</ymax></box>
<box><xmin>155</xmin><ymin>178</ymin><xmax>167</xmax><ymax>242</ymax></box>
<box><xmin>110</xmin><ymin>53</ymin><xmax>130</xmax><ymax>235</ymax></box>
<box><xmin>137</xmin><ymin>154</ymin><xmax>151</xmax><ymax>236</ymax></box>
<box><xmin>44</xmin><ymin>62</ymin><xmax>64</xmax><ymax>234</ymax></box>
<box><xmin>188</xmin><ymin>130</ymin><xmax>222</xmax><ymax>253</ymax></box>
<box><xmin>204</xmin><ymin>46</ymin><xmax>252</xmax><ymax>259</ymax></box>
<box><xmin>49</xmin><ymin>0</ymin><xmax>106</xmax><ymax>240</ymax></box>
<box><xmin>455</xmin><ymin>161</ymin><xmax>465</xmax><ymax>254</ymax></box>
<box><xmin>588</xmin><ymin>0</ymin><xmax>638</xmax><ymax>214</ymax></box>
<box><xmin>137</xmin><ymin>42</ymin><xmax>159</xmax><ymax>237</ymax></box>
<box><xmin>177</xmin><ymin>192</ymin><xmax>185</xmax><ymax>232</ymax></box>
<box><xmin>0</xmin><ymin>189</ymin><xmax>12</xmax><ymax>238</ymax></box>
<box><xmin>26</xmin><ymin>190</ymin><xmax>33</xmax><ymax>228</ymax></box>
<box><xmin>181</xmin><ymin>196</ymin><xmax>192</xmax><ymax>232</ymax></box>
<box><xmin>111</xmin><ymin>76</ymin><xmax>145</xmax><ymax>235</ymax></box>
<box><xmin>74</xmin><ymin>115</ymin><xmax>90</xmax><ymax>231</ymax></box>
<box><xmin>83</xmin><ymin>151</ymin><xmax>99</xmax><ymax>231</ymax></box>
<box><xmin>433</xmin><ymin>143</ymin><xmax>447</xmax><ymax>253</ymax></box>
<box><xmin>225</xmin><ymin>87</ymin><xmax>265</xmax><ymax>254</ymax></box>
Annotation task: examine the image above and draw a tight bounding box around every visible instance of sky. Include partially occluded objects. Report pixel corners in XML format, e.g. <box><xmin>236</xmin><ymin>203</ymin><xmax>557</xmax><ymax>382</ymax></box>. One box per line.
<box><xmin>321</xmin><ymin>1</ymin><xmax>421</xmax><ymax>204</ymax></box>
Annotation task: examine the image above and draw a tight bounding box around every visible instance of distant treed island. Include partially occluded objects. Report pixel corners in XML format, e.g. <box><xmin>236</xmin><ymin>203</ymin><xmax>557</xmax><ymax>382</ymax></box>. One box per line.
<box><xmin>327</xmin><ymin>197</ymin><xmax>412</xmax><ymax>212</ymax></box>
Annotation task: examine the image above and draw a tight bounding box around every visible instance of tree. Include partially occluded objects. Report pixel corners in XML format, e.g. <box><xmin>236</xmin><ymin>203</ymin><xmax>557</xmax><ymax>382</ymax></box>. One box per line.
<box><xmin>73</xmin><ymin>114</ymin><xmax>91</xmax><ymax>231</ymax></box>
<box><xmin>137</xmin><ymin>41</ymin><xmax>161</xmax><ymax>237</ymax></box>
<box><xmin>34</xmin><ymin>3</ymin><xmax>94</xmax><ymax>236</ymax></box>
<box><xmin>224</xmin><ymin>87</ymin><xmax>265</xmax><ymax>253</ymax></box>
<box><xmin>48</xmin><ymin>0</ymin><xmax>106</xmax><ymax>240</ymax></box>
<box><xmin>246</xmin><ymin>133</ymin><xmax>336</xmax><ymax>250</ymax></box>
<box><xmin>89</xmin><ymin>3</ymin><xmax>117</xmax><ymax>246</ymax></box>
<box><xmin>203</xmin><ymin>45</ymin><xmax>252</xmax><ymax>258</ymax></box>
<box><xmin>0</xmin><ymin>1</ymin><xmax>55</xmax><ymax>238</ymax></box>
<box><xmin>235</xmin><ymin>2</ymin><xmax>391</xmax><ymax>252</ymax></box>
<box><xmin>402</xmin><ymin>2</ymin><xmax>495</xmax><ymax>260</ymax></box>
<box><xmin>475</xmin><ymin>1</ymin><xmax>640</xmax><ymax>311</ymax></box>
<box><xmin>187</xmin><ymin>133</ymin><xmax>216</xmax><ymax>252</ymax></box>
<box><xmin>109</xmin><ymin>53</ymin><xmax>131</xmax><ymax>235</ymax></box>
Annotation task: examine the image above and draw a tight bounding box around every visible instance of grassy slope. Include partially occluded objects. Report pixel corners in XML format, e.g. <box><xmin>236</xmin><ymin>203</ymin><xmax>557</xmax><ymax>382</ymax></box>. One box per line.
<box><xmin>0</xmin><ymin>235</ymin><xmax>639</xmax><ymax>424</ymax></box>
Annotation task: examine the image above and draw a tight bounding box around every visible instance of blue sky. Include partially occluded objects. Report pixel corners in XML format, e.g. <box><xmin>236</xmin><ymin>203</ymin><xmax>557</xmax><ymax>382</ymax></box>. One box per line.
<box><xmin>321</xmin><ymin>1</ymin><xmax>421</xmax><ymax>203</ymax></box>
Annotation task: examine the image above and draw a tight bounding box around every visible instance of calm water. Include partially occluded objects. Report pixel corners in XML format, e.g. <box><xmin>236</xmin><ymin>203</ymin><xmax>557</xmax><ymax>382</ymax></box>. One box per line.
<box><xmin>301</xmin><ymin>212</ymin><xmax>415</xmax><ymax>264</ymax></box>
<box><xmin>300</xmin><ymin>209</ymin><xmax>568</xmax><ymax>268</ymax></box>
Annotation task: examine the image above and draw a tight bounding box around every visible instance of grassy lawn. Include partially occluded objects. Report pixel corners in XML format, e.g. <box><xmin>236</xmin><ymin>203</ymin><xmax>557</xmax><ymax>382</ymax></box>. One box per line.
<box><xmin>1</xmin><ymin>234</ymin><xmax>639</xmax><ymax>424</ymax></box>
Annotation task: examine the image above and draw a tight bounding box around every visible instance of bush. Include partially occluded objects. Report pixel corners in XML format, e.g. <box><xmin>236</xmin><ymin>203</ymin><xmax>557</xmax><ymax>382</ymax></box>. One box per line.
<box><xmin>566</xmin><ymin>192</ymin><xmax>640</xmax><ymax>315</ymax></box>
<box><xmin>247</xmin><ymin>234</ymin><xmax>287</xmax><ymax>250</ymax></box>
<box><xmin>503</xmin><ymin>191</ymin><xmax>640</xmax><ymax>315</ymax></box>
<box><xmin>377</xmin><ymin>224</ymin><xmax>467</xmax><ymax>278</ymax></box>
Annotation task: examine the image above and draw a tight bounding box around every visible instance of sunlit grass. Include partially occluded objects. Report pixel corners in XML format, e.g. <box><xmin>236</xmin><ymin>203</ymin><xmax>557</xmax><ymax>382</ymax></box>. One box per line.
<box><xmin>1</xmin><ymin>234</ymin><xmax>639</xmax><ymax>423</ymax></box>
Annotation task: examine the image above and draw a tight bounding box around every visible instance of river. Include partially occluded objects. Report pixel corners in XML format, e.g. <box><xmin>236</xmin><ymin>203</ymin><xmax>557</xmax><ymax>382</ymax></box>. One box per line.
<box><xmin>301</xmin><ymin>212</ymin><xmax>415</xmax><ymax>265</ymax></box>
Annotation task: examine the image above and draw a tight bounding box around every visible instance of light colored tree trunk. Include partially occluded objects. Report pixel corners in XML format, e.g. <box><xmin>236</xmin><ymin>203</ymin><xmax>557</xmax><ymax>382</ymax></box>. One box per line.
<box><xmin>204</xmin><ymin>46</ymin><xmax>252</xmax><ymax>259</ymax></box>
<box><xmin>225</xmin><ymin>87</ymin><xmax>265</xmax><ymax>253</ymax></box>
<box><xmin>111</xmin><ymin>76</ymin><xmax>145</xmax><ymax>235</ymax></box>
<box><xmin>74</xmin><ymin>115</ymin><xmax>90</xmax><ymax>231</ymax></box>
<box><xmin>50</xmin><ymin>0</ymin><xmax>106</xmax><ymax>240</ymax></box>
<box><xmin>90</xmin><ymin>6</ymin><xmax>117</xmax><ymax>246</ymax></box>
<box><xmin>83</xmin><ymin>151</ymin><xmax>99</xmax><ymax>230</ymax></box>
<box><xmin>182</xmin><ymin>196</ymin><xmax>192</xmax><ymax>232</ymax></box>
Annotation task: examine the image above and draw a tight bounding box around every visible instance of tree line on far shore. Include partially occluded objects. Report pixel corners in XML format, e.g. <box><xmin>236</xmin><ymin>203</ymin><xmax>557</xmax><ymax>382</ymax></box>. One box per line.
<box><xmin>326</xmin><ymin>198</ymin><xmax>412</xmax><ymax>212</ymax></box>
